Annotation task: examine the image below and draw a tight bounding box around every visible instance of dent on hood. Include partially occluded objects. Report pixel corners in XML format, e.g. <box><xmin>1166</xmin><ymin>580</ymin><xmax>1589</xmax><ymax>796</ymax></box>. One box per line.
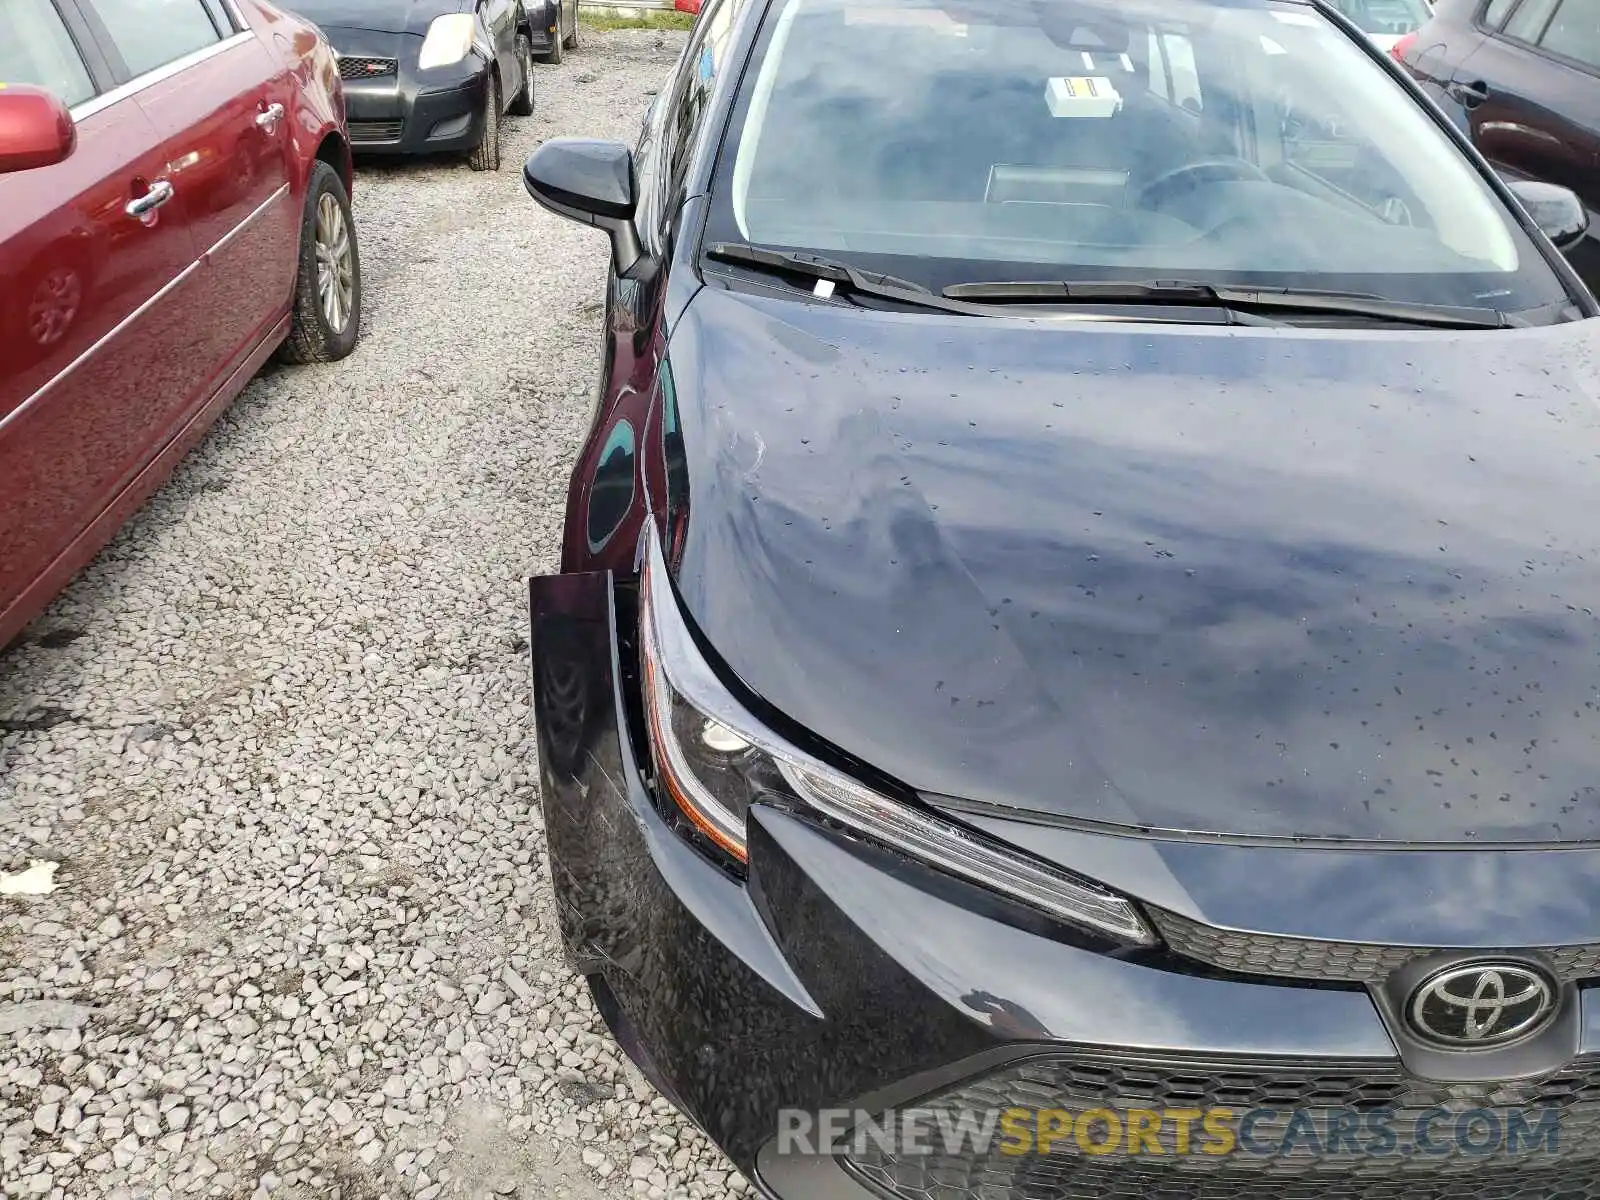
<box><xmin>665</xmin><ymin>287</ymin><xmax>1600</xmax><ymax>845</ymax></box>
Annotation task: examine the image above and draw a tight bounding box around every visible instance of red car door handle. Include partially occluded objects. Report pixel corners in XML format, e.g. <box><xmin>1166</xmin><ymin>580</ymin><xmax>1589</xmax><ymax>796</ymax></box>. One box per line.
<box><xmin>256</xmin><ymin>102</ymin><xmax>285</xmax><ymax>133</ymax></box>
<box><xmin>125</xmin><ymin>180</ymin><xmax>175</xmax><ymax>219</ymax></box>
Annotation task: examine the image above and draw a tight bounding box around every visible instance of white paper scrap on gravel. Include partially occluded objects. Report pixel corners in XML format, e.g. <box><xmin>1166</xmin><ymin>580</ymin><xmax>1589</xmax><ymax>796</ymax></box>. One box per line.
<box><xmin>0</xmin><ymin>860</ymin><xmax>59</xmax><ymax>896</ymax></box>
<box><xmin>0</xmin><ymin>1000</ymin><xmax>95</xmax><ymax>1035</ymax></box>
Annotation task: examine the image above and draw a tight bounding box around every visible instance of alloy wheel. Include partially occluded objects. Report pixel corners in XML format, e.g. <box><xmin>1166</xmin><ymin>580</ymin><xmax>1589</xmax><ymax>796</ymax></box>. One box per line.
<box><xmin>314</xmin><ymin>192</ymin><xmax>355</xmax><ymax>333</ymax></box>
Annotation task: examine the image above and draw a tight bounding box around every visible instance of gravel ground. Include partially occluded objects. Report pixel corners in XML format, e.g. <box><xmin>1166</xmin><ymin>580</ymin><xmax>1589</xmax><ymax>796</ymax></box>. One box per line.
<box><xmin>0</xmin><ymin>27</ymin><xmax>749</xmax><ymax>1200</ymax></box>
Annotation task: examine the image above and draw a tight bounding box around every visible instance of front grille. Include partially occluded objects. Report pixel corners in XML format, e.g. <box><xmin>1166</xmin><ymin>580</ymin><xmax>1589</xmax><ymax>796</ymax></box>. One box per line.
<box><xmin>348</xmin><ymin>120</ymin><xmax>404</xmax><ymax>145</ymax></box>
<box><xmin>843</xmin><ymin>1051</ymin><xmax>1600</xmax><ymax>1200</ymax></box>
<box><xmin>1150</xmin><ymin>907</ymin><xmax>1600</xmax><ymax>985</ymax></box>
<box><xmin>336</xmin><ymin>55</ymin><xmax>397</xmax><ymax>80</ymax></box>
<box><xmin>881</xmin><ymin>1155</ymin><xmax>1600</xmax><ymax>1200</ymax></box>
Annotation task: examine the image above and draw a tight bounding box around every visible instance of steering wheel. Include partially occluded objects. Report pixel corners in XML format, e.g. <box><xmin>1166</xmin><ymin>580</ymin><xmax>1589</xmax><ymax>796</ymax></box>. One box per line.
<box><xmin>1137</xmin><ymin>157</ymin><xmax>1273</xmax><ymax>209</ymax></box>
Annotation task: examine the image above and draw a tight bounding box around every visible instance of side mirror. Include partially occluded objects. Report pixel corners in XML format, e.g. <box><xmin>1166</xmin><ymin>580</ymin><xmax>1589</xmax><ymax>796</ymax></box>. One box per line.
<box><xmin>523</xmin><ymin>137</ymin><xmax>641</xmax><ymax>274</ymax></box>
<box><xmin>1507</xmin><ymin>179</ymin><xmax>1588</xmax><ymax>253</ymax></box>
<box><xmin>0</xmin><ymin>85</ymin><xmax>76</xmax><ymax>175</ymax></box>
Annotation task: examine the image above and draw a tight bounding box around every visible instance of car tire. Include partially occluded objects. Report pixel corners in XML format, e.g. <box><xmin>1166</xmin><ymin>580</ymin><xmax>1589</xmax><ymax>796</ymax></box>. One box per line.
<box><xmin>469</xmin><ymin>73</ymin><xmax>502</xmax><ymax>172</ymax></box>
<box><xmin>276</xmin><ymin>160</ymin><xmax>361</xmax><ymax>365</ymax></box>
<box><xmin>542</xmin><ymin>31</ymin><xmax>564</xmax><ymax>64</ymax></box>
<box><xmin>509</xmin><ymin>33</ymin><xmax>536</xmax><ymax>116</ymax></box>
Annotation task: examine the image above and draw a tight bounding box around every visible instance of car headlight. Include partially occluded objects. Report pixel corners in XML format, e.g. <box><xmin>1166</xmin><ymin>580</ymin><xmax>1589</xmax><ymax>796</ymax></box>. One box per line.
<box><xmin>635</xmin><ymin>525</ymin><xmax>1157</xmax><ymax>946</ymax></box>
<box><xmin>418</xmin><ymin>13</ymin><xmax>477</xmax><ymax>70</ymax></box>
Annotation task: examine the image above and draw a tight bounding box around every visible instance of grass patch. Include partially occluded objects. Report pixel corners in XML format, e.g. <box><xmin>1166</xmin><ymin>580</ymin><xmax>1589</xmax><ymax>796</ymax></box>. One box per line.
<box><xmin>580</xmin><ymin>9</ymin><xmax>695</xmax><ymax>30</ymax></box>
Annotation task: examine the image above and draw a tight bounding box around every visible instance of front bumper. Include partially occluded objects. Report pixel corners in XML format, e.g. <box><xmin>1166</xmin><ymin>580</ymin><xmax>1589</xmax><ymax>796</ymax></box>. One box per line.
<box><xmin>529</xmin><ymin>572</ymin><xmax>1600</xmax><ymax>1200</ymax></box>
<box><xmin>341</xmin><ymin>65</ymin><xmax>489</xmax><ymax>154</ymax></box>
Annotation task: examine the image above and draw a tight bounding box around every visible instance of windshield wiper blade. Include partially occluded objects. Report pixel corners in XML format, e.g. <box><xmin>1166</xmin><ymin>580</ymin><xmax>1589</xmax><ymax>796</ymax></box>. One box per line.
<box><xmin>706</xmin><ymin>241</ymin><xmax>929</xmax><ymax>294</ymax></box>
<box><xmin>705</xmin><ymin>242</ymin><xmax>986</xmax><ymax>316</ymax></box>
<box><xmin>940</xmin><ymin>279</ymin><xmax>1279</xmax><ymax>325</ymax></box>
<box><xmin>1209</xmin><ymin>285</ymin><xmax>1508</xmax><ymax>329</ymax></box>
<box><xmin>945</xmin><ymin>280</ymin><xmax>1223</xmax><ymax>303</ymax></box>
<box><xmin>707</xmin><ymin>246</ymin><xmax>1257</xmax><ymax>324</ymax></box>
<box><xmin>942</xmin><ymin>279</ymin><xmax>1508</xmax><ymax>329</ymax></box>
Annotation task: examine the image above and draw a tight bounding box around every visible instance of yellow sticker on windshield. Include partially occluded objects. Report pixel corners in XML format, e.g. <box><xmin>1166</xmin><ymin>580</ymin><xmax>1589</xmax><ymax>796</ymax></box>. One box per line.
<box><xmin>1046</xmin><ymin>76</ymin><xmax>1123</xmax><ymax>118</ymax></box>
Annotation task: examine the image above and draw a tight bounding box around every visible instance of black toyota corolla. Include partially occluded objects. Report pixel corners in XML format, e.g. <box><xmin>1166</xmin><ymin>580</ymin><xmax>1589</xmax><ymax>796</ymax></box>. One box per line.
<box><xmin>521</xmin><ymin>0</ymin><xmax>1600</xmax><ymax>1196</ymax></box>
<box><xmin>286</xmin><ymin>0</ymin><xmax>536</xmax><ymax>169</ymax></box>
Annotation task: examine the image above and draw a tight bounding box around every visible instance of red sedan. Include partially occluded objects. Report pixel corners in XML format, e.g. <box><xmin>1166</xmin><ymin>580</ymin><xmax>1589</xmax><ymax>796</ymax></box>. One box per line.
<box><xmin>0</xmin><ymin>0</ymin><xmax>362</xmax><ymax>650</ymax></box>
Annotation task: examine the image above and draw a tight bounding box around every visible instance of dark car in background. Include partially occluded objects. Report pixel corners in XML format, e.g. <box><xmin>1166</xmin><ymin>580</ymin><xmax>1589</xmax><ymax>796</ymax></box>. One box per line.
<box><xmin>519</xmin><ymin>0</ymin><xmax>1600</xmax><ymax>1197</ymax></box>
<box><xmin>285</xmin><ymin>0</ymin><xmax>535</xmax><ymax>170</ymax></box>
<box><xmin>1396</xmin><ymin>0</ymin><xmax>1600</xmax><ymax>287</ymax></box>
<box><xmin>528</xmin><ymin>0</ymin><xmax>580</xmax><ymax>63</ymax></box>
<box><xmin>1</xmin><ymin>0</ymin><xmax>360</xmax><ymax>651</ymax></box>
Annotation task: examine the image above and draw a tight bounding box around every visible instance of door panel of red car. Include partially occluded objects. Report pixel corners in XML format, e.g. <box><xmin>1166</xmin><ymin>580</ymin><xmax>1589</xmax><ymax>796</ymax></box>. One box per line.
<box><xmin>133</xmin><ymin>36</ymin><xmax>298</xmax><ymax>380</ymax></box>
<box><xmin>0</xmin><ymin>84</ymin><xmax>204</xmax><ymax>627</ymax></box>
<box><xmin>90</xmin><ymin>0</ymin><xmax>299</xmax><ymax>404</ymax></box>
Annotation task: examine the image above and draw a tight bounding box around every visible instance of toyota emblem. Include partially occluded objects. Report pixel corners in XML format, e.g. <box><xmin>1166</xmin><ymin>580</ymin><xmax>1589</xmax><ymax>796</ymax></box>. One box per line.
<box><xmin>1407</xmin><ymin>963</ymin><xmax>1556</xmax><ymax>1048</ymax></box>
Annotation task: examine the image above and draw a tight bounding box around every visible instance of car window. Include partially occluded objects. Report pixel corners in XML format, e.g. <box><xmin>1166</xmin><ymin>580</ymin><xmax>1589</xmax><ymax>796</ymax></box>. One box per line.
<box><xmin>90</xmin><ymin>0</ymin><xmax>225</xmax><ymax>79</ymax></box>
<box><xmin>1153</xmin><ymin>31</ymin><xmax>1203</xmax><ymax>112</ymax></box>
<box><xmin>634</xmin><ymin>96</ymin><xmax>664</xmax><ymax>245</ymax></box>
<box><xmin>1501</xmin><ymin>0</ymin><xmax>1559</xmax><ymax>39</ymax></box>
<box><xmin>0</xmin><ymin>0</ymin><xmax>96</xmax><ymax>107</ymax></box>
<box><xmin>664</xmin><ymin>0</ymin><xmax>741</xmax><ymax>202</ymax></box>
<box><xmin>1481</xmin><ymin>0</ymin><xmax>1519</xmax><ymax>26</ymax></box>
<box><xmin>1145</xmin><ymin>31</ymin><xmax>1195</xmax><ymax>110</ymax></box>
<box><xmin>199</xmin><ymin>0</ymin><xmax>237</xmax><ymax>29</ymax></box>
<box><xmin>712</xmin><ymin>0</ymin><xmax>1570</xmax><ymax>315</ymax></box>
<box><xmin>1537</xmin><ymin>0</ymin><xmax>1600</xmax><ymax>68</ymax></box>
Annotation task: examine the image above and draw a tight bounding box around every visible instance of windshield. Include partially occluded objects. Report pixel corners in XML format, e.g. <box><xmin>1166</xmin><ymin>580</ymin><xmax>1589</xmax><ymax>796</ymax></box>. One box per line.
<box><xmin>708</xmin><ymin>0</ymin><xmax>1568</xmax><ymax>314</ymax></box>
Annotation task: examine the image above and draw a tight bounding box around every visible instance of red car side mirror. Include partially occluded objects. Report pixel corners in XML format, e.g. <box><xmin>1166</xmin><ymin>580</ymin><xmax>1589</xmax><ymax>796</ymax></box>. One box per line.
<box><xmin>0</xmin><ymin>84</ymin><xmax>77</xmax><ymax>175</ymax></box>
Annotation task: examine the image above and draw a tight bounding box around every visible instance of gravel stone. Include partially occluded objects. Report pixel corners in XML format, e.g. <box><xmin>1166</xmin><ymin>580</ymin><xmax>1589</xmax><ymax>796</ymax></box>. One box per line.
<box><xmin>0</xmin><ymin>26</ymin><xmax>751</xmax><ymax>1200</ymax></box>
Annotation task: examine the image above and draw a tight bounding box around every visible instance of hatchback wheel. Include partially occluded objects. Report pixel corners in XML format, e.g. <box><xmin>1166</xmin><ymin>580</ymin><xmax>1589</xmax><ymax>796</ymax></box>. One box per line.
<box><xmin>469</xmin><ymin>74</ymin><xmax>502</xmax><ymax>171</ymax></box>
<box><xmin>509</xmin><ymin>33</ymin><xmax>536</xmax><ymax>116</ymax></box>
<box><xmin>542</xmin><ymin>10</ymin><xmax>565</xmax><ymax>63</ymax></box>
<box><xmin>277</xmin><ymin>160</ymin><xmax>361</xmax><ymax>364</ymax></box>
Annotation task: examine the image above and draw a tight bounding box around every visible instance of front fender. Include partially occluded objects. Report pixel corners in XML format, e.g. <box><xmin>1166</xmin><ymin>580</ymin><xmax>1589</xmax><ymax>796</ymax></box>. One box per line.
<box><xmin>268</xmin><ymin>10</ymin><xmax>352</xmax><ymax>197</ymax></box>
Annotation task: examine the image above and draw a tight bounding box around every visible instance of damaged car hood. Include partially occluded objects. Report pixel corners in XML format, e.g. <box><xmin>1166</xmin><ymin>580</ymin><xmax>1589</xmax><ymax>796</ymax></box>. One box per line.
<box><xmin>665</xmin><ymin>285</ymin><xmax>1600</xmax><ymax>845</ymax></box>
